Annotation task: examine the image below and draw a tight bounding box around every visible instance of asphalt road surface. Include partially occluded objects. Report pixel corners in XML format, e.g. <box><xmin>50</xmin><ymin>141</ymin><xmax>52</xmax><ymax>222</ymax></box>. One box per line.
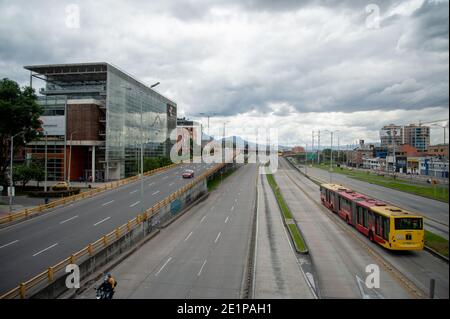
<box><xmin>0</xmin><ymin>162</ymin><xmax>217</xmax><ymax>294</ymax></box>
<box><xmin>78</xmin><ymin>163</ymin><xmax>258</xmax><ymax>299</ymax></box>
<box><xmin>254</xmin><ymin>171</ymin><xmax>314</xmax><ymax>298</ymax></box>
<box><xmin>296</xmin><ymin>163</ymin><xmax>449</xmax><ymax>239</ymax></box>
<box><xmin>279</xmin><ymin>158</ymin><xmax>449</xmax><ymax>299</ymax></box>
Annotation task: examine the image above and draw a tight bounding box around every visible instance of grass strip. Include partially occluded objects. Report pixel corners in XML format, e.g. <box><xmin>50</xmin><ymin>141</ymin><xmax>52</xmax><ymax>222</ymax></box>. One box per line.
<box><xmin>266</xmin><ymin>172</ymin><xmax>308</xmax><ymax>253</ymax></box>
<box><xmin>313</xmin><ymin>164</ymin><xmax>449</xmax><ymax>203</ymax></box>
<box><xmin>425</xmin><ymin>230</ymin><xmax>449</xmax><ymax>258</ymax></box>
<box><xmin>287</xmin><ymin>223</ymin><xmax>308</xmax><ymax>253</ymax></box>
<box><xmin>266</xmin><ymin>174</ymin><xmax>293</xmax><ymax>219</ymax></box>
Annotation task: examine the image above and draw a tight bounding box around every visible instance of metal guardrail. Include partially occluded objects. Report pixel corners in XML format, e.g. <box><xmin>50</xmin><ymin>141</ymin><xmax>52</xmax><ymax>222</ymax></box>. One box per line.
<box><xmin>0</xmin><ymin>164</ymin><xmax>180</xmax><ymax>226</ymax></box>
<box><xmin>0</xmin><ymin>162</ymin><xmax>227</xmax><ymax>299</ymax></box>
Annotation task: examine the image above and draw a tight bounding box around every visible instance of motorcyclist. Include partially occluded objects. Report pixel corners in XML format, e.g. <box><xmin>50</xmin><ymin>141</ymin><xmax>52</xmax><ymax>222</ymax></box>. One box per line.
<box><xmin>98</xmin><ymin>273</ymin><xmax>117</xmax><ymax>299</ymax></box>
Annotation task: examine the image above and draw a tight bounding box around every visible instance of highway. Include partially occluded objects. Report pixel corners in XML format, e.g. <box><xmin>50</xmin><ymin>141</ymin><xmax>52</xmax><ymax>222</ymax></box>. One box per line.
<box><xmin>296</xmin><ymin>163</ymin><xmax>449</xmax><ymax>239</ymax></box>
<box><xmin>278</xmin><ymin>158</ymin><xmax>449</xmax><ymax>299</ymax></box>
<box><xmin>78</xmin><ymin>163</ymin><xmax>258</xmax><ymax>299</ymax></box>
<box><xmin>0</xmin><ymin>162</ymin><xmax>217</xmax><ymax>295</ymax></box>
<box><xmin>254</xmin><ymin>170</ymin><xmax>315</xmax><ymax>298</ymax></box>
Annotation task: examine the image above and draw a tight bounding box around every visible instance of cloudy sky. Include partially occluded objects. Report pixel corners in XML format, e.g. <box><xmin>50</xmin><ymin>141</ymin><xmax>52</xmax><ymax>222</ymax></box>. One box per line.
<box><xmin>0</xmin><ymin>0</ymin><xmax>448</xmax><ymax>147</ymax></box>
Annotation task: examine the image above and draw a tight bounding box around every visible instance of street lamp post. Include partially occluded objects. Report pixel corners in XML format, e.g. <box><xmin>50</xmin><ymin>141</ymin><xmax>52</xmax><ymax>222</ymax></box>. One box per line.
<box><xmin>9</xmin><ymin>131</ymin><xmax>25</xmax><ymax>213</ymax></box>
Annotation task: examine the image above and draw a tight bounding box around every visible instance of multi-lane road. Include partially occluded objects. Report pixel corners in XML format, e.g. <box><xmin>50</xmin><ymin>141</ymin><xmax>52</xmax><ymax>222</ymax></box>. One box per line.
<box><xmin>79</xmin><ymin>163</ymin><xmax>259</xmax><ymax>298</ymax></box>
<box><xmin>297</xmin><ymin>163</ymin><xmax>449</xmax><ymax>239</ymax></box>
<box><xmin>78</xmin><ymin>163</ymin><xmax>316</xmax><ymax>299</ymax></box>
<box><xmin>0</xmin><ymin>162</ymin><xmax>217</xmax><ymax>294</ymax></box>
<box><xmin>278</xmin><ymin>157</ymin><xmax>449</xmax><ymax>299</ymax></box>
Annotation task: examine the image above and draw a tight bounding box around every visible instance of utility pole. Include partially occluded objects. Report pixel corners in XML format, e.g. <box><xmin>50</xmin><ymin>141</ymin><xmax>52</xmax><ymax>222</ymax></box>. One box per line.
<box><xmin>317</xmin><ymin>130</ymin><xmax>321</xmax><ymax>165</ymax></box>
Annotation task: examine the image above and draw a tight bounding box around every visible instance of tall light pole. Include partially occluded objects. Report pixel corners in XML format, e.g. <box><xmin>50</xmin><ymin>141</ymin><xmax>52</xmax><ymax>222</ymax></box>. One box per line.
<box><xmin>9</xmin><ymin>131</ymin><xmax>25</xmax><ymax>213</ymax></box>
<box><xmin>325</xmin><ymin>130</ymin><xmax>339</xmax><ymax>183</ymax></box>
<box><xmin>68</xmin><ymin>130</ymin><xmax>77</xmax><ymax>185</ymax></box>
<box><xmin>431</xmin><ymin>123</ymin><xmax>448</xmax><ymax>146</ymax></box>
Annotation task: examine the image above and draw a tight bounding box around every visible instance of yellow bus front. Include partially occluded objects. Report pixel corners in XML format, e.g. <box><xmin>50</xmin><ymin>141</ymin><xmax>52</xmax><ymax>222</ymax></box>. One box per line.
<box><xmin>389</xmin><ymin>216</ymin><xmax>424</xmax><ymax>250</ymax></box>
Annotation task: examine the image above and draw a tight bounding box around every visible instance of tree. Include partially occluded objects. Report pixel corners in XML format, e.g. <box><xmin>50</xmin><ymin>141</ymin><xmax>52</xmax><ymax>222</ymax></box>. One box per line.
<box><xmin>13</xmin><ymin>164</ymin><xmax>34</xmax><ymax>188</ymax></box>
<box><xmin>0</xmin><ymin>78</ymin><xmax>43</xmax><ymax>190</ymax></box>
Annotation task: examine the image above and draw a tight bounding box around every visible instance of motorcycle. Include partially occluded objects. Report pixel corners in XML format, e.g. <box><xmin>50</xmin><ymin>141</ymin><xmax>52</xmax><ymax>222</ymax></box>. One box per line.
<box><xmin>95</xmin><ymin>287</ymin><xmax>111</xmax><ymax>299</ymax></box>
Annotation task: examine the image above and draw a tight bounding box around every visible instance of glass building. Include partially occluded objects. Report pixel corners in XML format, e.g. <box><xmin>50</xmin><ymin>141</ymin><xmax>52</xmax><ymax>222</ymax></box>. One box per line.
<box><xmin>24</xmin><ymin>63</ymin><xmax>177</xmax><ymax>181</ymax></box>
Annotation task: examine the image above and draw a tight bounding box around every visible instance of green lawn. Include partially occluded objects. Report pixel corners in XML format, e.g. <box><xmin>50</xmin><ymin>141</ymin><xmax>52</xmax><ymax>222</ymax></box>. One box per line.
<box><xmin>425</xmin><ymin>230</ymin><xmax>449</xmax><ymax>258</ymax></box>
<box><xmin>313</xmin><ymin>164</ymin><xmax>449</xmax><ymax>203</ymax></box>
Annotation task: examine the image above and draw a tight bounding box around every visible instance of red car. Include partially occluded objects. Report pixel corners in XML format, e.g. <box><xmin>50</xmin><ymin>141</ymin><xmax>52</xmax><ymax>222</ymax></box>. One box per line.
<box><xmin>182</xmin><ymin>169</ymin><xmax>194</xmax><ymax>178</ymax></box>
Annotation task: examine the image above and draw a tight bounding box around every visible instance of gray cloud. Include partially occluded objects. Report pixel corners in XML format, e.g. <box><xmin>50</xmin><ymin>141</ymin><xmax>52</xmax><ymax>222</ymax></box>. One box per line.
<box><xmin>0</xmin><ymin>0</ymin><xmax>448</xmax><ymax>143</ymax></box>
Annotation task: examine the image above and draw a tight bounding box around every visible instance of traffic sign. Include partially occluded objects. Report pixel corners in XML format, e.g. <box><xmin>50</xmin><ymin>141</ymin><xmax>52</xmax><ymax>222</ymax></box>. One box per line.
<box><xmin>7</xmin><ymin>187</ymin><xmax>15</xmax><ymax>197</ymax></box>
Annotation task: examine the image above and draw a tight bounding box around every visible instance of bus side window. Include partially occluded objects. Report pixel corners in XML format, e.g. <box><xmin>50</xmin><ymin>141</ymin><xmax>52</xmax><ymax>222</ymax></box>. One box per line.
<box><xmin>363</xmin><ymin>208</ymin><xmax>368</xmax><ymax>228</ymax></box>
<box><xmin>382</xmin><ymin>217</ymin><xmax>389</xmax><ymax>240</ymax></box>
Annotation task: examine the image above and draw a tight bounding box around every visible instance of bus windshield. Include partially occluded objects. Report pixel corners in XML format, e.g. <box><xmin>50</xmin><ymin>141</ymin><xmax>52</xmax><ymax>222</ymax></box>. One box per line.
<box><xmin>395</xmin><ymin>218</ymin><xmax>423</xmax><ymax>230</ymax></box>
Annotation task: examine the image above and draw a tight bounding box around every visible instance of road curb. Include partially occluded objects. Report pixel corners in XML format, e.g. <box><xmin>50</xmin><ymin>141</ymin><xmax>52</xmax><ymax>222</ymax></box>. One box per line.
<box><xmin>424</xmin><ymin>246</ymin><xmax>449</xmax><ymax>264</ymax></box>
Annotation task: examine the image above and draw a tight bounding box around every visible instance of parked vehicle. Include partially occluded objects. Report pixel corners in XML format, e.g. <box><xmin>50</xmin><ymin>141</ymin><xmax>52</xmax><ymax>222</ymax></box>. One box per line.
<box><xmin>52</xmin><ymin>181</ymin><xmax>69</xmax><ymax>191</ymax></box>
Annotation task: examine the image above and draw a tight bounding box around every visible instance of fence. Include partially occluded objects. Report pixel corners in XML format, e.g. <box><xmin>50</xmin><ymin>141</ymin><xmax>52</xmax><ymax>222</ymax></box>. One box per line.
<box><xmin>0</xmin><ymin>162</ymin><xmax>227</xmax><ymax>299</ymax></box>
<box><xmin>0</xmin><ymin>164</ymin><xmax>179</xmax><ymax>226</ymax></box>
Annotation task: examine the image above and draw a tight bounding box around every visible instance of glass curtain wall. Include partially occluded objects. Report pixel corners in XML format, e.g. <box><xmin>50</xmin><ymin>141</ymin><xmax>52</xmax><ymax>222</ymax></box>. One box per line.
<box><xmin>106</xmin><ymin>65</ymin><xmax>175</xmax><ymax>179</ymax></box>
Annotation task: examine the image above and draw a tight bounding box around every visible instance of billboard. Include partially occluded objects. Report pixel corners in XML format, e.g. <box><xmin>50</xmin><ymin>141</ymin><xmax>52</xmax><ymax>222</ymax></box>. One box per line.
<box><xmin>40</xmin><ymin>116</ymin><xmax>66</xmax><ymax>136</ymax></box>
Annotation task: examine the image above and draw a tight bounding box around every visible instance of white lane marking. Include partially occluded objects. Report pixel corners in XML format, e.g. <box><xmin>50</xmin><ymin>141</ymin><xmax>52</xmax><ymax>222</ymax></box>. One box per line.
<box><xmin>235</xmin><ymin>198</ymin><xmax>238</xmax><ymax>203</ymax></box>
<box><xmin>184</xmin><ymin>231</ymin><xmax>193</xmax><ymax>241</ymax></box>
<box><xmin>130</xmin><ymin>201</ymin><xmax>141</xmax><ymax>207</ymax></box>
<box><xmin>129</xmin><ymin>190</ymin><xmax>138</xmax><ymax>194</ymax></box>
<box><xmin>200</xmin><ymin>216</ymin><xmax>206</xmax><ymax>223</ymax></box>
<box><xmin>231</xmin><ymin>206</ymin><xmax>235</xmax><ymax>212</ymax></box>
<box><xmin>152</xmin><ymin>190</ymin><xmax>160</xmax><ymax>196</ymax></box>
<box><xmin>102</xmin><ymin>200</ymin><xmax>114</xmax><ymax>206</ymax></box>
<box><xmin>224</xmin><ymin>216</ymin><xmax>229</xmax><ymax>223</ymax></box>
<box><xmin>0</xmin><ymin>240</ymin><xmax>19</xmax><ymax>249</ymax></box>
<box><xmin>32</xmin><ymin>243</ymin><xmax>58</xmax><ymax>257</ymax></box>
<box><xmin>162</xmin><ymin>176</ymin><xmax>168</xmax><ymax>180</ymax></box>
<box><xmin>197</xmin><ymin>259</ymin><xmax>207</xmax><ymax>276</ymax></box>
<box><xmin>60</xmin><ymin>215</ymin><xmax>79</xmax><ymax>224</ymax></box>
<box><xmin>155</xmin><ymin>257</ymin><xmax>172</xmax><ymax>276</ymax></box>
<box><xmin>214</xmin><ymin>232</ymin><xmax>221</xmax><ymax>243</ymax></box>
<box><xmin>148</xmin><ymin>182</ymin><xmax>155</xmax><ymax>187</ymax></box>
<box><xmin>94</xmin><ymin>216</ymin><xmax>111</xmax><ymax>226</ymax></box>
<box><xmin>169</xmin><ymin>182</ymin><xmax>174</xmax><ymax>186</ymax></box>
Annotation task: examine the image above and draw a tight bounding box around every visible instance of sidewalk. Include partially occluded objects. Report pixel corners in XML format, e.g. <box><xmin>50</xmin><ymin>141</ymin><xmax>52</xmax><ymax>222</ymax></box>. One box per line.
<box><xmin>0</xmin><ymin>195</ymin><xmax>50</xmax><ymax>215</ymax></box>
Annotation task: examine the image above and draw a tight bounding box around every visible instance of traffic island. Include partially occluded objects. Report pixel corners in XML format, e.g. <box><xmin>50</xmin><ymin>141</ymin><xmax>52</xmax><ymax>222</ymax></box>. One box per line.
<box><xmin>266</xmin><ymin>172</ymin><xmax>309</xmax><ymax>254</ymax></box>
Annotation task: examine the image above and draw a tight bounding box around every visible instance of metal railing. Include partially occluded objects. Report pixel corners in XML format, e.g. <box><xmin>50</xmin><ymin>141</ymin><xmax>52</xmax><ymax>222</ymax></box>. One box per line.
<box><xmin>0</xmin><ymin>162</ymin><xmax>227</xmax><ymax>299</ymax></box>
<box><xmin>0</xmin><ymin>164</ymin><xmax>180</xmax><ymax>226</ymax></box>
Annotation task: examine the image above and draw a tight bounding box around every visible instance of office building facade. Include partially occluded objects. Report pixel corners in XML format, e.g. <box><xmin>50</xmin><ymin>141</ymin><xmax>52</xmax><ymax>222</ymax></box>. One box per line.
<box><xmin>24</xmin><ymin>63</ymin><xmax>177</xmax><ymax>181</ymax></box>
<box><xmin>403</xmin><ymin>124</ymin><xmax>430</xmax><ymax>152</ymax></box>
